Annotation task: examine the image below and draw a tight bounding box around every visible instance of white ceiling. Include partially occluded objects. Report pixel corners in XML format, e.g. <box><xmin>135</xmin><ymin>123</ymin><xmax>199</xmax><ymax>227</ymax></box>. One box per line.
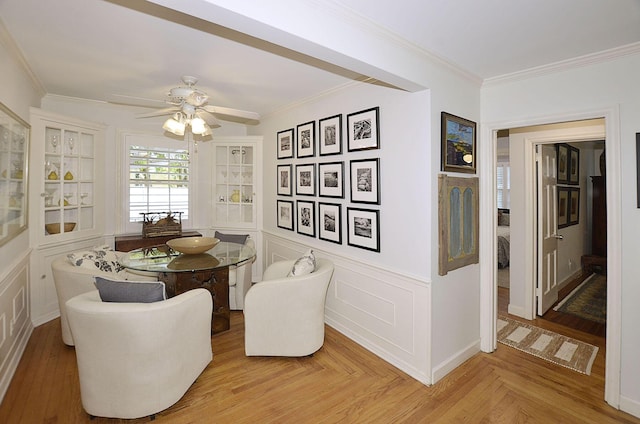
<box><xmin>1</xmin><ymin>0</ymin><xmax>639</xmax><ymax>119</ymax></box>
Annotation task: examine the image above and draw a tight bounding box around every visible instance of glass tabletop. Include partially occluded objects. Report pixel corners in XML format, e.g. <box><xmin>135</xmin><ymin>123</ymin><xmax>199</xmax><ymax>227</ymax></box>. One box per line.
<box><xmin>118</xmin><ymin>241</ymin><xmax>256</xmax><ymax>273</ymax></box>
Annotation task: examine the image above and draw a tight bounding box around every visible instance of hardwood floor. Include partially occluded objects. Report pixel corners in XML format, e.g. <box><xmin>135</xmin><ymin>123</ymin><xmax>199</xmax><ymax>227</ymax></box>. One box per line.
<box><xmin>1</xmin><ymin>310</ymin><xmax>638</xmax><ymax>423</ymax></box>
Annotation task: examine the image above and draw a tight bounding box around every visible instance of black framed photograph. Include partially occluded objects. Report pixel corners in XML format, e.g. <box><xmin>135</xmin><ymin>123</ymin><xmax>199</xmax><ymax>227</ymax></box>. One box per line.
<box><xmin>347</xmin><ymin>107</ymin><xmax>379</xmax><ymax>151</ymax></box>
<box><xmin>347</xmin><ymin>207</ymin><xmax>379</xmax><ymax>252</ymax></box>
<box><xmin>296</xmin><ymin>200</ymin><xmax>316</xmax><ymax>237</ymax></box>
<box><xmin>319</xmin><ymin>114</ymin><xmax>342</xmax><ymax>156</ymax></box>
<box><xmin>277</xmin><ymin>128</ymin><xmax>294</xmax><ymax>159</ymax></box>
<box><xmin>277</xmin><ymin>164</ymin><xmax>292</xmax><ymax>196</ymax></box>
<box><xmin>318</xmin><ymin>202</ymin><xmax>342</xmax><ymax>244</ymax></box>
<box><xmin>441</xmin><ymin>112</ymin><xmax>476</xmax><ymax>174</ymax></box>
<box><xmin>277</xmin><ymin>200</ymin><xmax>294</xmax><ymax>231</ymax></box>
<box><xmin>296</xmin><ymin>121</ymin><xmax>315</xmax><ymax>158</ymax></box>
<box><xmin>557</xmin><ymin>143</ymin><xmax>569</xmax><ymax>184</ymax></box>
<box><xmin>569</xmin><ymin>145</ymin><xmax>580</xmax><ymax>185</ymax></box>
<box><xmin>295</xmin><ymin>163</ymin><xmax>316</xmax><ymax>196</ymax></box>
<box><xmin>318</xmin><ymin>161</ymin><xmax>344</xmax><ymax>198</ymax></box>
<box><xmin>350</xmin><ymin>158</ymin><xmax>380</xmax><ymax>204</ymax></box>
<box><xmin>558</xmin><ymin>187</ymin><xmax>570</xmax><ymax>228</ymax></box>
<box><xmin>569</xmin><ymin>187</ymin><xmax>580</xmax><ymax>225</ymax></box>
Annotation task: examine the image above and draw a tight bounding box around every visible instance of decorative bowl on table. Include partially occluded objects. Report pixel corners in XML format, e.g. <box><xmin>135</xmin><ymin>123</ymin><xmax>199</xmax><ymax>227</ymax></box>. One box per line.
<box><xmin>45</xmin><ymin>222</ymin><xmax>76</xmax><ymax>234</ymax></box>
<box><xmin>166</xmin><ymin>236</ymin><xmax>219</xmax><ymax>255</ymax></box>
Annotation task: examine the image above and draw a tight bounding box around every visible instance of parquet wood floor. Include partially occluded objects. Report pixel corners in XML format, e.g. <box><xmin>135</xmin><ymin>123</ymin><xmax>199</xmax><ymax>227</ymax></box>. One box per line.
<box><xmin>1</xmin><ymin>309</ymin><xmax>637</xmax><ymax>423</ymax></box>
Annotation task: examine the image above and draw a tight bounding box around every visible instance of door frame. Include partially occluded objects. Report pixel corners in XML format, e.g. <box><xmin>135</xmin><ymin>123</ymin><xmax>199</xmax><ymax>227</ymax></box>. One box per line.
<box><xmin>478</xmin><ymin>106</ymin><xmax>621</xmax><ymax>407</ymax></box>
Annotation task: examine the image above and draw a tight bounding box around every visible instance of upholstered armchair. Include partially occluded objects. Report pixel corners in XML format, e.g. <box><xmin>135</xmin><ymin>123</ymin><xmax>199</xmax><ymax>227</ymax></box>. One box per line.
<box><xmin>66</xmin><ymin>288</ymin><xmax>213</xmax><ymax>420</ymax></box>
<box><xmin>51</xmin><ymin>250</ymin><xmax>158</xmax><ymax>346</ymax></box>
<box><xmin>244</xmin><ymin>258</ymin><xmax>334</xmax><ymax>356</ymax></box>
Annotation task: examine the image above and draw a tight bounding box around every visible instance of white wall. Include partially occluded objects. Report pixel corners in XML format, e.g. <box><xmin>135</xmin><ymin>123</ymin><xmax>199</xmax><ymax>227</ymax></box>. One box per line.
<box><xmin>482</xmin><ymin>52</ymin><xmax>640</xmax><ymax>416</ymax></box>
<box><xmin>0</xmin><ymin>23</ymin><xmax>42</xmax><ymax>401</ymax></box>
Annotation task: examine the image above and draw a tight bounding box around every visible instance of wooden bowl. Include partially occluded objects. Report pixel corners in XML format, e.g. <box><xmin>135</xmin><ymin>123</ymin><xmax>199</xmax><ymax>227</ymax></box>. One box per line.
<box><xmin>45</xmin><ymin>222</ymin><xmax>76</xmax><ymax>234</ymax></box>
<box><xmin>166</xmin><ymin>236</ymin><xmax>219</xmax><ymax>255</ymax></box>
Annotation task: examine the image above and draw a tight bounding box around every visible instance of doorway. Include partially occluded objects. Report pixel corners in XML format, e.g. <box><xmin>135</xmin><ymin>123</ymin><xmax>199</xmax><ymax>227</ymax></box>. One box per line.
<box><xmin>479</xmin><ymin>108</ymin><xmax>622</xmax><ymax>406</ymax></box>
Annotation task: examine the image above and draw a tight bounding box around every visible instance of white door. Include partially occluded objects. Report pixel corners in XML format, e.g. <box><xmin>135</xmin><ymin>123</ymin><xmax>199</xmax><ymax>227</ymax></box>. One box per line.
<box><xmin>537</xmin><ymin>144</ymin><xmax>560</xmax><ymax>315</ymax></box>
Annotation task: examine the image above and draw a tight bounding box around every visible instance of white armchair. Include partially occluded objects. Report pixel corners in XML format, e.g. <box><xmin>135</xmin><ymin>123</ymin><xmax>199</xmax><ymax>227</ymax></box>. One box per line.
<box><xmin>52</xmin><ymin>253</ymin><xmax>158</xmax><ymax>346</ymax></box>
<box><xmin>244</xmin><ymin>258</ymin><xmax>334</xmax><ymax>357</ymax></box>
<box><xmin>66</xmin><ymin>288</ymin><xmax>213</xmax><ymax>420</ymax></box>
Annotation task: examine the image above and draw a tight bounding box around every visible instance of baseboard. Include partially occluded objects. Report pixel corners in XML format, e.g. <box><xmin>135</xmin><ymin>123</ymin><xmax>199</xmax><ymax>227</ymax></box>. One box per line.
<box><xmin>507</xmin><ymin>304</ymin><xmax>527</xmax><ymax>318</ymax></box>
<box><xmin>431</xmin><ymin>339</ymin><xmax>481</xmax><ymax>384</ymax></box>
<box><xmin>619</xmin><ymin>395</ymin><xmax>640</xmax><ymax>419</ymax></box>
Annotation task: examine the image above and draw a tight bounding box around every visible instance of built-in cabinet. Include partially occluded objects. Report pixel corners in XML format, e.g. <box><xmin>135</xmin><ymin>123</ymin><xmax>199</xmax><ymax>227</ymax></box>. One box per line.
<box><xmin>29</xmin><ymin>108</ymin><xmax>105</xmax><ymax>325</ymax></box>
<box><xmin>211</xmin><ymin>136</ymin><xmax>263</xmax><ymax>280</ymax></box>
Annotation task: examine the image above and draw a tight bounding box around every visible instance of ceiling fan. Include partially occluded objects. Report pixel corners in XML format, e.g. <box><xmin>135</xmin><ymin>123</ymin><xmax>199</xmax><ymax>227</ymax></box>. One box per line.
<box><xmin>132</xmin><ymin>76</ymin><xmax>260</xmax><ymax>136</ymax></box>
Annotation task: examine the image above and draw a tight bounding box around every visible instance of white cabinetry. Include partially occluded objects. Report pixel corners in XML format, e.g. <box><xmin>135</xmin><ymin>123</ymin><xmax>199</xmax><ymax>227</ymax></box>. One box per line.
<box><xmin>211</xmin><ymin>136</ymin><xmax>262</xmax><ymax>279</ymax></box>
<box><xmin>29</xmin><ymin>108</ymin><xmax>105</xmax><ymax>324</ymax></box>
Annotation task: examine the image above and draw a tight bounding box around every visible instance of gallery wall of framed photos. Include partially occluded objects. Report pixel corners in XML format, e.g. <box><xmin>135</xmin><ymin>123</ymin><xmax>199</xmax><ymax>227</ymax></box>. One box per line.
<box><xmin>275</xmin><ymin>106</ymin><xmax>381</xmax><ymax>252</ymax></box>
<box><xmin>556</xmin><ymin>142</ymin><xmax>581</xmax><ymax>228</ymax></box>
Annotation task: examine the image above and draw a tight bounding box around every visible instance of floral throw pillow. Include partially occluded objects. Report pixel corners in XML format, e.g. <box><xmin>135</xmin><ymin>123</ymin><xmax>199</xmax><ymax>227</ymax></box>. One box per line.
<box><xmin>287</xmin><ymin>249</ymin><xmax>316</xmax><ymax>277</ymax></box>
<box><xmin>67</xmin><ymin>245</ymin><xmax>126</xmax><ymax>276</ymax></box>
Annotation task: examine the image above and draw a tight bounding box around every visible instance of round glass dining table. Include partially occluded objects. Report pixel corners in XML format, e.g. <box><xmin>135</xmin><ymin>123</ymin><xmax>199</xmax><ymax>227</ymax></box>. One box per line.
<box><xmin>119</xmin><ymin>241</ymin><xmax>256</xmax><ymax>334</ymax></box>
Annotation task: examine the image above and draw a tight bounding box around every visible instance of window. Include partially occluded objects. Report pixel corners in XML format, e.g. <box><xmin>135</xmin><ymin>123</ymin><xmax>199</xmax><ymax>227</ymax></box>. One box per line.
<box><xmin>128</xmin><ymin>144</ymin><xmax>190</xmax><ymax>223</ymax></box>
<box><xmin>496</xmin><ymin>162</ymin><xmax>510</xmax><ymax>209</ymax></box>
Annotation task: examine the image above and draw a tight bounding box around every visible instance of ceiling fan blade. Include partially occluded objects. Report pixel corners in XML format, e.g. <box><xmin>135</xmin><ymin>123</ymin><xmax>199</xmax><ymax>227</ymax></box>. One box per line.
<box><xmin>136</xmin><ymin>107</ymin><xmax>180</xmax><ymax>118</ymax></box>
<box><xmin>196</xmin><ymin>112</ymin><xmax>221</xmax><ymax>129</ymax></box>
<box><xmin>202</xmin><ymin>105</ymin><xmax>261</xmax><ymax>125</ymax></box>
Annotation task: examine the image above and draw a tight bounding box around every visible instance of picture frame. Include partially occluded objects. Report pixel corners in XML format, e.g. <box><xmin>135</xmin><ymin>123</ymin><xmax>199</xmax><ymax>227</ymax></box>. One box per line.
<box><xmin>296</xmin><ymin>121</ymin><xmax>315</xmax><ymax>158</ymax></box>
<box><xmin>347</xmin><ymin>107</ymin><xmax>379</xmax><ymax>151</ymax></box>
<box><xmin>319</xmin><ymin>114</ymin><xmax>342</xmax><ymax>156</ymax></box>
<box><xmin>0</xmin><ymin>101</ymin><xmax>30</xmax><ymax>248</ymax></box>
<box><xmin>277</xmin><ymin>164</ymin><xmax>292</xmax><ymax>196</ymax></box>
<box><xmin>350</xmin><ymin>158</ymin><xmax>380</xmax><ymax>204</ymax></box>
<box><xmin>295</xmin><ymin>163</ymin><xmax>316</xmax><ymax>196</ymax></box>
<box><xmin>347</xmin><ymin>207</ymin><xmax>380</xmax><ymax>252</ymax></box>
<box><xmin>277</xmin><ymin>200</ymin><xmax>294</xmax><ymax>231</ymax></box>
<box><xmin>557</xmin><ymin>143</ymin><xmax>569</xmax><ymax>184</ymax></box>
<box><xmin>277</xmin><ymin>128</ymin><xmax>294</xmax><ymax>159</ymax></box>
<box><xmin>437</xmin><ymin>174</ymin><xmax>479</xmax><ymax>275</ymax></box>
<box><xmin>568</xmin><ymin>145</ymin><xmax>580</xmax><ymax>185</ymax></box>
<box><xmin>557</xmin><ymin>187</ymin><xmax>569</xmax><ymax>228</ymax></box>
<box><xmin>569</xmin><ymin>187</ymin><xmax>580</xmax><ymax>225</ymax></box>
<box><xmin>318</xmin><ymin>202</ymin><xmax>342</xmax><ymax>244</ymax></box>
<box><xmin>318</xmin><ymin>161</ymin><xmax>344</xmax><ymax>198</ymax></box>
<box><xmin>296</xmin><ymin>200</ymin><xmax>316</xmax><ymax>237</ymax></box>
<box><xmin>441</xmin><ymin>112</ymin><xmax>476</xmax><ymax>174</ymax></box>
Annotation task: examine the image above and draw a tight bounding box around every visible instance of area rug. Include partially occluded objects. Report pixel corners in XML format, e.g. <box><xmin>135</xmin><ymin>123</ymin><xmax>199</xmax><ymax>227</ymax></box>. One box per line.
<box><xmin>553</xmin><ymin>273</ymin><xmax>606</xmax><ymax>324</ymax></box>
<box><xmin>497</xmin><ymin>316</ymin><xmax>598</xmax><ymax>375</ymax></box>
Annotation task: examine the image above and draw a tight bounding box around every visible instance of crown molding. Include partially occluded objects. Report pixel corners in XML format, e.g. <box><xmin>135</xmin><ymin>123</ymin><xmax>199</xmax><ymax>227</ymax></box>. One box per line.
<box><xmin>483</xmin><ymin>42</ymin><xmax>640</xmax><ymax>87</ymax></box>
<box><xmin>0</xmin><ymin>18</ymin><xmax>46</xmax><ymax>98</ymax></box>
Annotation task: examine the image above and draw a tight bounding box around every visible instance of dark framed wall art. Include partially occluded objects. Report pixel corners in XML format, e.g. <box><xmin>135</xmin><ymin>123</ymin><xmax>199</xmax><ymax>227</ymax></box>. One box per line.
<box><xmin>318</xmin><ymin>202</ymin><xmax>342</xmax><ymax>244</ymax></box>
<box><xmin>318</xmin><ymin>161</ymin><xmax>344</xmax><ymax>198</ymax></box>
<box><xmin>557</xmin><ymin>143</ymin><xmax>569</xmax><ymax>184</ymax></box>
<box><xmin>347</xmin><ymin>107</ymin><xmax>379</xmax><ymax>151</ymax></box>
<box><xmin>277</xmin><ymin>164</ymin><xmax>292</xmax><ymax>196</ymax></box>
<box><xmin>319</xmin><ymin>114</ymin><xmax>342</xmax><ymax>156</ymax></box>
<box><xmin>347</xmin><ymin>207</ymin><xmax>380</xmax><ymax>252</ymax></box>
<box><xmin>277</xmin><ymin>128</ymin><xmax>294</xmax><ymax>159</ymax></box>
<box><xmin>568</xmin><ymin>145</ymin><xmax>580</xmax><ymax>185</ymax></box>
<box><xmin>277</xmin><ymin>200</ymin><xmax>294</xmax><ymax>231</ymax></box>
<box><xmin>296</xmin><ymin>200</ymin><xmax>316</xmax><ymax>237</ymax></box>
<box><xmin>296</xmin><ymin>121</ymin><xmax>315</xmax><ymax>158</ymax></box>
<box><xmin>557</xmin><ymin>187</ymin><xmax>570</xmax><ymax>228</ymax></box>
<box><xmin>295</xmin><ymin>163</ymin><xmax>316</xmax><ymax>196</ymax></box>
<box><xmin>441</xmin><ymin>112</ymin><xmax>476</xmax><ymax>174</ymax></box>
<box><xmin>350</xmin><ymin>158</ymin><xmax>379</xmax><ymax>204</ymax></box>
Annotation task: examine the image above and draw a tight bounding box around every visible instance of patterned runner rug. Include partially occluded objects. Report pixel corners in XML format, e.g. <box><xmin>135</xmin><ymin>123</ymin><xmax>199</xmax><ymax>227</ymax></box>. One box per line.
<box><xmin>497</xmin><ymin>316</ymin><xmax>598</xmax><ymax>375</ymax></box>
<box><xmin>553</xmin><ymin>273</ymin><xmax>606</xmax><ymax>324</ymax></box>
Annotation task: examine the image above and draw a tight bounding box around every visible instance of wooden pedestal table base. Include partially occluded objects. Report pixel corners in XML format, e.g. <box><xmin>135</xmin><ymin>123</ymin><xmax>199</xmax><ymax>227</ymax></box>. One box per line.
<box><xmin>159</xmin><ymin>268</ymin><xmax>230</xmax><ymax>334</ymax></box>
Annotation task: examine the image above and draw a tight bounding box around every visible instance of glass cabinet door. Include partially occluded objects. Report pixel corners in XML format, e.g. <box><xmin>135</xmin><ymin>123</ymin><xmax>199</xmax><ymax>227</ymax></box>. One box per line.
<box><xmin>214</xmin><ymin>143</ymin><xmax>255</xmax><ymax>227</ymax></box>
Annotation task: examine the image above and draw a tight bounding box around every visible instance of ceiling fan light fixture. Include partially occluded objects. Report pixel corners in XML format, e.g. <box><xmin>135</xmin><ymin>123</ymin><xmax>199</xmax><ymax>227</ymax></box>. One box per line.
<box><xmin>163</xmin><ymin>114</ymin><xmax>186</xmax><ymax>136</ymax></box>
<box><xmin>190</xmin><ymin>117</ymin><xmax>208</xmax><ymax>135</ymax></box>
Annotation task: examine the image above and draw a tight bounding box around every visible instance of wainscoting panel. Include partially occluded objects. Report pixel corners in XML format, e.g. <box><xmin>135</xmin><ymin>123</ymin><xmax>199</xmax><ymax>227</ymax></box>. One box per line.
<box><xmin>0</xmin><ymin>253</ymin><xmax>32</xmax><ymax>402</ymax></box>
<box><xmin>263</xmin><ymin>233</ymin><xmax>431</xmax><ymax>385</ymax></box>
